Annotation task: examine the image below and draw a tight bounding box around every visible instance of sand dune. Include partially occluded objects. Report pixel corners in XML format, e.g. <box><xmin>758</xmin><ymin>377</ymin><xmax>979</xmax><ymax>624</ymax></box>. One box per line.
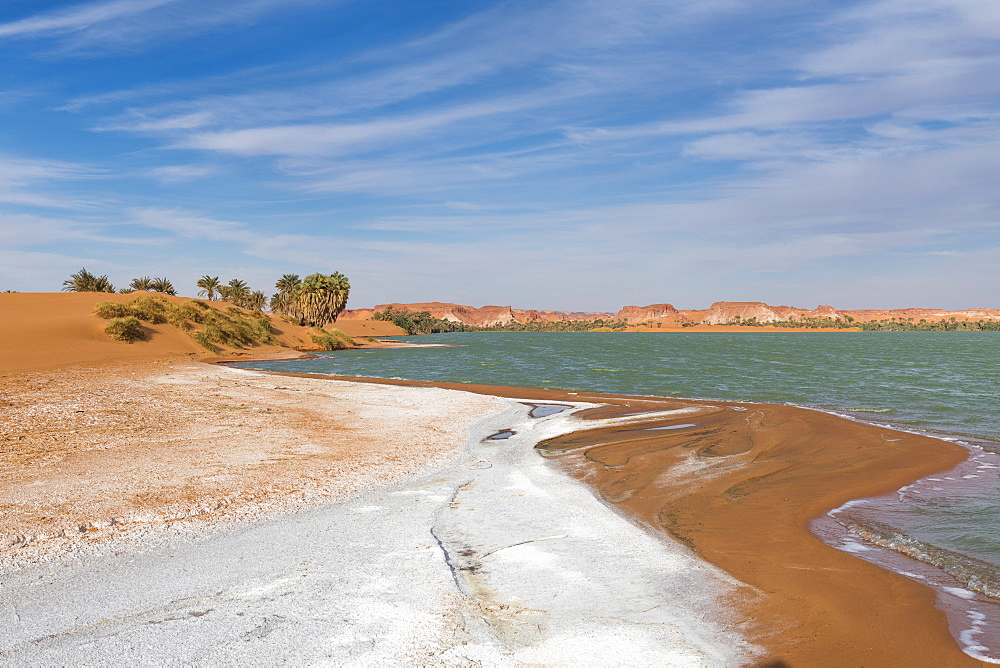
<box><xmin>0</xmin><ymin>292</ymin><xmax>406</xmax><ymax>374</ymax></box>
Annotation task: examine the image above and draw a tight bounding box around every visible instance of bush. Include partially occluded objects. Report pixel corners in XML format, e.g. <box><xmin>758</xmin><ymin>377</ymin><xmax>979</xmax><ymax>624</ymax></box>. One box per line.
<box><xmin>128</xmin><ymin>295</ymin><xmax>168</xmax><ymax>324</ymax></box>
<box><xmin>167</xmin><ymin>312</ymin><xmax>192</xmax><ymax>330</ymax></box>
<box><xmin>174</xmin><ymin>303</ymin><xmax>205</xmax><ymax>323</ymax></box>
<box><xmin>250</xmin><ymin>316</ymin><xmax>278</xmax><ymax>345</ymax></box>
<box><xmin>93</xmin><ymin>301</ymin><xmax>132</xmax><ymax>319</ymax></box>
<box><xmin>310</xmin><ymin>327</ymin><xmax>353</xmax><ymax>350</ymax></box>
<box><xmin>189</xmin><ymin>299</ymin><xmax>210</xmax><ymax>310</ymax></box>
<box><xmin>104</xmin><ymin>316</ymin><xmax>145</xmax><ymax>342</ymax></box>
<box><xmin>191</xmin><ymin>332</ymin><xmax>217</xmax><ymax>351</ymax></box>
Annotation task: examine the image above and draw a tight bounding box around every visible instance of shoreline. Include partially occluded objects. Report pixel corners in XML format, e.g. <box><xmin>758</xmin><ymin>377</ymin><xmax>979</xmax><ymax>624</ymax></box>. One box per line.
<box><xmin>0</xmin><ymin>362</ymin><xmax>754</xmax><ymax>665</ymax></box>
<box><xmin>0</xmin><ymin>326</ymin><xmax>990</xmax><ymax>663</ymax></box>
<box><xmin>238</xmin><ymin>364</ymin><xmax>987</xmax><ymax>665</ymax></box>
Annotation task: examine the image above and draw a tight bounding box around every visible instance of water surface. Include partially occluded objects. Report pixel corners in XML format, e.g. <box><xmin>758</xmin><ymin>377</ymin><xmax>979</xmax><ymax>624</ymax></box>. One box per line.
<box><xmin>237</xmin><ymin>330</ymin><xmax>1000</xmax><ymax>657</ymax></box>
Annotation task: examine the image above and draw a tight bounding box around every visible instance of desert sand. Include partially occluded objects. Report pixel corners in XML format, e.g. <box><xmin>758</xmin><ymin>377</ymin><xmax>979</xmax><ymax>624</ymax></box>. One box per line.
<box><xmin>296</xmin><ymin>375</ymin><xmax>988</xmax><ymax>665</ymax></box>
<box><xmin>0</xmin><ymin>294</ymin><xmax>753</xmax><ymax>664</ymax></box>
<box><xmin>0</xmin><ymin>293</ymin><xmax>985</xmax><ymax>665</ymax></box>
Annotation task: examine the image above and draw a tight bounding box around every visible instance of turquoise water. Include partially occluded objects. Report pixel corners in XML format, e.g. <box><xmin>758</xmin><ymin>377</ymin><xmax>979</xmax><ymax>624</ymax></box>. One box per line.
<box><xmin>237</xmin><ymin>331</ymin><xmax>1000</xmax><ymax>655</ymax></box>
<box><xmin>247</xmin><ymin>331</ymin><xmax>1000</xmax><ymax>442</ymax></box>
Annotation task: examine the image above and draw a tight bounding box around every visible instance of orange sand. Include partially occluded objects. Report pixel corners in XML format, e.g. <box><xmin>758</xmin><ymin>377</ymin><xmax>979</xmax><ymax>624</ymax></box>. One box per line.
<box><xmin>0</xmin><ymin>292</ymin><xmax>407</xmax><ymax>373</ymax></box>
<box><xmin>0</xmin><ymin>293</ymin><xmax>981</xmax><ymax>664</ymax></box>
<box><xmin>287</xmin><ymin>375</ymin><xmax>982</xmax><ymax>666</ymax></box>
<box><xmin>0</xmin><ymin>293</ymin><xmax>495</xmax><ymax>567</ymax></box>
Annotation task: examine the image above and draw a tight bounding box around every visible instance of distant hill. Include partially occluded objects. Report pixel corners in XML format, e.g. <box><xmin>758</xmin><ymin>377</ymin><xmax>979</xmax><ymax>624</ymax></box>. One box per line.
<box><xmin>340</xmin><ymin>300</ymin><xmax>1000</xmax><ymax>328</ymax></box>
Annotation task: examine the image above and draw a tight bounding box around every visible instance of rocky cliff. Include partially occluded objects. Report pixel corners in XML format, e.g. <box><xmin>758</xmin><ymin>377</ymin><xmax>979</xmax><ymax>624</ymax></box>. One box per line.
<box><xmin>701</xmin><ymin>302</ymin><xmax>843</xmax><ymax>325</ymax></box>
<box><xmin>371</xmin><ymin>302</ymin><xmax>516</xmax><ymax>327</ymax></box>
<box><xmin>512</xmin><ymin>308</ymin><xmax>616</xmax><ymax>323</ymax></box>
<box><xmin>349</xmin><ymin>301</ymin><xmax>1000</xmax><ymax>327</ymax></box>
<box><xmin>613</xmin><ymin>304</ymin><xmax>688</xmax><ymax>325</ymax></box>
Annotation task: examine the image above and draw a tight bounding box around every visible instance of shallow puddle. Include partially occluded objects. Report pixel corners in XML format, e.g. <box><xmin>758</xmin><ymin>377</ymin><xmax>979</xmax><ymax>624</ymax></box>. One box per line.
<box><xmin>522</xmin><ymin>403</ymin><xmax>573</xmax><ymax>418</ymax></box>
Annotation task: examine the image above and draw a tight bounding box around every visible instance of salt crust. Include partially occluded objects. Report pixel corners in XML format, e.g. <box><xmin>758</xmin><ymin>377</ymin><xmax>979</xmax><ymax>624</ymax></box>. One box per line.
<box><xmin>0</xmin><ymin>363</ymin><xmax>756</xmax><ymax>665</ymax></box>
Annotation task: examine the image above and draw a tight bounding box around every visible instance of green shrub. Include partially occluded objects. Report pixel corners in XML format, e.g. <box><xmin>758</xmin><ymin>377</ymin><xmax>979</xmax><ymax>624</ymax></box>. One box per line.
<box><xmin>310</xmin><ymin>327</ymin><xmax>353</xmax><ymax>350</ymax></box>
<box><xmin>174</xmin><ymin>303</ymin><xmax>204</xmax><ymax>322</ymax></box>
<box><xmin>250</xmin><ymin>316</ymin><xmax>278</xmax><ymax>344</ymax></box>
<box><xmin>104</xmin><ymin>316</ymin><xmax>145</xmax><ymax>342</ymax></box>
<box><xmin>201</xmin><ymin>316</ymin><xmax>257</xmax><ymax>348</ymax></box>
<box><xmin>167</xmin><ymin>312</ymin><xmax>192</xmax><ymax>330</ymax></box>
<box><xmin>327</xmin><ymin>328</ymin><xmax>353</xmax><ymax>345</ymax></box>
<box><xmin>191</xmin><ymin>332</ymin><xmax>217</xmax><ymax>351</ymax></box>
<box><xmin>189</xmin><ymin>299</ymin><xmax>210</xmax><ymax>310</ymax></box>
<box><xmin>93</xmin><ymin>301</ymin><xmax>132</xmax><ymax>319</ymax></box>
<box><xmin>128</xmin><ymin>295</ymin><xmax>168</xmax><ymax>324</ymax></box>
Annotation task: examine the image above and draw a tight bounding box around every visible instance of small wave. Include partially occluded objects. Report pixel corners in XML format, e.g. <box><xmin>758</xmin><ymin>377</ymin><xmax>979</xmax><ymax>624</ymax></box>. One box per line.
<box><xmin>845</xmin><ymin>407</ymin><xmax>894</xmax><ymax>413</ymax></box>
<box><xmin>961</xmin><ymin>610</ymin><xmax>1000</xmax><ymax>664</ymax></box>
<box><xmin>846</xmin><ymin>521</ymin><xmax>1000</xmax><ymax>599</ymax></box>
<box><xmin>945</xmin><ymin>587</ymin><xmax>978</xmax><ymax>600</ymax></box>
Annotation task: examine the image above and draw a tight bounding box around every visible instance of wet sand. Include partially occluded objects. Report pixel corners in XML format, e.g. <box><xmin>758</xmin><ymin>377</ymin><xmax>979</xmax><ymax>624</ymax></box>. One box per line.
<box><xmin>264</xmin><ymin>371</ymin><xmax>982</xmax><ymax>665</ymax></box>
<box><xmin>1</xmin><ymin>359</ymin><xmax>982</xmax><ymax>664</ymax></box>
<box><xmin>0</xmin><ymin>291</ymin><xmax>984</xmax><ymax>663</ymax></box>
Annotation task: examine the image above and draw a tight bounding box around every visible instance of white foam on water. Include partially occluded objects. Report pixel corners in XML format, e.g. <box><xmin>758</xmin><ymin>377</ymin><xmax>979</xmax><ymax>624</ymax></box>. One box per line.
<box><xmin>944</xmin><ymin>587</ymin><xmax>978</xmax><ymax>600</ymax></box>
<box><xmin>960</xmin><ymin>611</ymin><xmax>1000</xmax><ymax>664</ymax></box>
<box><xmin>827</xmin><ymin>498</ymin><xmax>870</xmax><ymax>516</ymax></box>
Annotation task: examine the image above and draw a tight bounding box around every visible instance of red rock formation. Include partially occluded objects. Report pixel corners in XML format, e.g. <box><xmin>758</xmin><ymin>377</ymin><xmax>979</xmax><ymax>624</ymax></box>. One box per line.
<box><xmin>702</xmin><ymin>302</ymin><xmax>788</xmax><ymax>325</ymax></box>
<box><xmin>373</xmin><ymin>302</ymin><xmax>515</xmax><ymax>327</ymax></box>
<box><xmin>613</xmin><ymin>304</ymin><xmax>687</xmax><ymax>325</ymax></box>
<box><xmin>702</xmin><ymin>302</ymin><xmax>845</xmax><ymax>324</ymax></box>
<box><xmin>512</xmin><ymin>309</ymin><xmax>616</xmax><ymax>323</ymax></box>
<box><xmin>842</xmin><ymin>307</ymin><xmax>1000</xmax><ymax>322</ymax></box>
<box><xmin>809</xmin><ymin>305</ymin><xmax>842</xmax><ymax>319</ymax></box>
<box><xmin>352</xmin><ymin>301</ymin><xmax>1000</xmax><ymax>328</ymax></box>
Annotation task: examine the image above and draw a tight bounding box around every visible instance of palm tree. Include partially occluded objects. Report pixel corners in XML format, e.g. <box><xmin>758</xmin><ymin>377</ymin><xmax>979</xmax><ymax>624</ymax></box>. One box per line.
<box><xmin>328</xmin><ymin>271</ymin><xmax>350</xmax><ymax>316</ymax></box>
<box><xmin>149</xmin><ymin>277</ymin><xmax>176</xmax><ymax>295</ymax></box>
<box><xmin>62</xmin><ymin>268</ymin><xmax>115</xmax><ymax>293</ymax></box>
<box><xmin>246</xmin><ymin>290</ymin><xmax>267</xmax><ymax>312</ymax></box>
<box><xmin>130</xmin><ymin>276</ymin><xmax>154</xmax><ymax>291</ymax></box>
<box><xmin>220</xmin><ymin>278</ymin><xmax>251</xmax><ymax>308</ymax></box>
<box><xmin>270</xmin><ymin>274</ymin><xmax>301</xmax><ymax>314</ymax></box>
<box><xmin>196</xmin><ymin>275</ymin><xmax>221</xmax><ymax>301</ymax></box>
<box><xmin>289</xmin><ymin>272</ymin><xmax>350</xmax><ymax>326</ymax></box>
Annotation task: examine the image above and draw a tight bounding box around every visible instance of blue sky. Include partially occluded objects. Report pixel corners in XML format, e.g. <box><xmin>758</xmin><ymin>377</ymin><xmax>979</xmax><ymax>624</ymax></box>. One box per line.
<box><xmin>1</xmin><ymin>0</ymin><xmax>998</xmax><ymax>310</ymax></box>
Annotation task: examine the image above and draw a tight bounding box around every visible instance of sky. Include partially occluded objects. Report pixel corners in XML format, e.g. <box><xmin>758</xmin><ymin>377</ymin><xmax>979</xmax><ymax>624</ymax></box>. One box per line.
<box><xmin>1</xmin><ymin>0</ymin><xmax>998</xmax><ymax>310</ymax></box>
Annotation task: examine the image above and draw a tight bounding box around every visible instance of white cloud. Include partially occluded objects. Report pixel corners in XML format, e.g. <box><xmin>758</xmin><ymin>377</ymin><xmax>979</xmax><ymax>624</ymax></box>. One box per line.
<box><xmin>128</xmin><ymin>208</ymin><xmax>250</xmax><ymax>242</ymax></box>
<box><xmin>1</xmin><ymin>0</ymin><xmax>325</xmax><ymax>54</ymax></box>
<box><xmin>145</xmin><ymin>164</ymin><xmax>217</xmax><ymax>183</ymax></box>
<box><xmin>0</xmin><ymin>0</ymin><xmax>178</xmax><ymax>38</ymax></box>
<box><xmin>0</xmin><ymin>155</ymin><xmax>105</xmax><ymax>209</ymax></box>
<box><xmin>179</xmin><ymin>97</ymin><xmax>551</xmax><ymax>157</ymax></box>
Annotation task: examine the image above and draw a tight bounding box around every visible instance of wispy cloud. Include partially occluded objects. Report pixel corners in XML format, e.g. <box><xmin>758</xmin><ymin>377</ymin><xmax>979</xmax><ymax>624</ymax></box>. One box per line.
<box><xmin>0</xmin><ymin>155</ymin><xmax>105</xmax><ymax>209</ymax></box>
<box><xmin>3</xmin><ymin>0</ymin><xmax>999</xmax><ymax>308</ymax></box>
<box><xmin>0</xmin><ymin>0</ymin><xmax>325</xmax><ymax>54</ymax></box>
<box><xmin>0</xmin><ymin>0</ymin><xmax>178</xmax><ymax>38</ymax></box>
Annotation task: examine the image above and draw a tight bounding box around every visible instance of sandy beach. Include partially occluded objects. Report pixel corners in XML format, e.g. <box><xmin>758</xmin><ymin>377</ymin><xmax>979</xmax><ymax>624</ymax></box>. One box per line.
<box><xmin>0</xmin><ymin>293</ymin><xmax>988</xmax><ymax>665</ymax></box>
<box><xmin>0</xmin><ymin>361</ymin><xmax>754</xmax><ymax>665</ymax></box>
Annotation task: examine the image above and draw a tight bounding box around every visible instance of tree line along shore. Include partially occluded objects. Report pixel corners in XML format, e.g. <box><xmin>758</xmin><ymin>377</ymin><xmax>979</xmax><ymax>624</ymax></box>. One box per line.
<box><xmin>11</xmin><ymin>267</ymin><xmax>998</xmax><ymax>342</ymax></box>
